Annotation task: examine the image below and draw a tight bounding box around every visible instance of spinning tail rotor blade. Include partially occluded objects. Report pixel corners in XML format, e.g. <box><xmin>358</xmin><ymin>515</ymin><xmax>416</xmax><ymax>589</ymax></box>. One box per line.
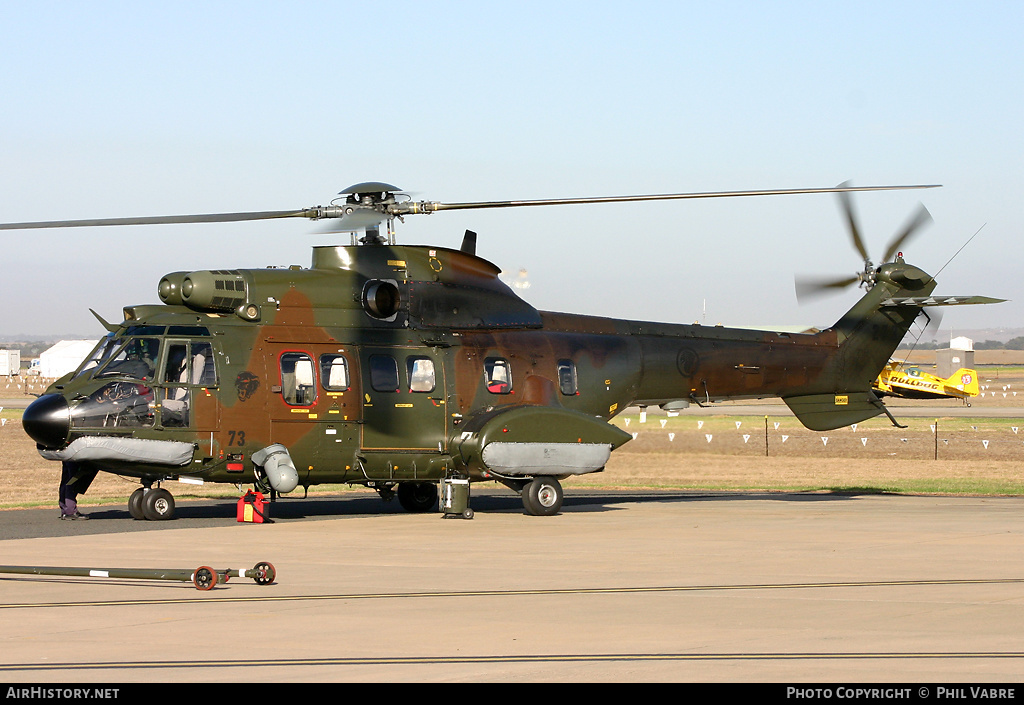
<box><xmin>797</xmin><ymin>184</ymin><xmax>938</xmax><ymax>306</ymax></box>
<box><xmin>836</xmin><ymin>181</ymin><xmax>870</xmax><ymax>263</ymax></box>
<box><xmin>795</xmin><ymin>274</ymin><xmax>860</xmax><ymax>302</ymax></box>
<box><xmin>883</xmin><ymin>204</ymin><xmax>932</xmax><ymax>263</ymax></box>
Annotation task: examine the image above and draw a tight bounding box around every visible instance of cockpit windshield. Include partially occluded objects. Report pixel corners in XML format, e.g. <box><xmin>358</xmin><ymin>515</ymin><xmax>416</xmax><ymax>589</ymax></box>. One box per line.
<box><xmin>73</xmin><ymin>334</ymin><xmax>120</xmax><ymax>380</ymax></box>
<box><xmin>95</xmin><ymin>337</ymin><xmax>161</xmax><ymax>381</ymax></box>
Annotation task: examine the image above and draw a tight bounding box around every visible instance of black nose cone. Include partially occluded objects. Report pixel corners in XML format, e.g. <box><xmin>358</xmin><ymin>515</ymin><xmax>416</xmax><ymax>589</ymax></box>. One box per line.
<box><xmin>22</xmin><ymin>394</ymin><xmax>70</xmax><ymax>449</ymax></box>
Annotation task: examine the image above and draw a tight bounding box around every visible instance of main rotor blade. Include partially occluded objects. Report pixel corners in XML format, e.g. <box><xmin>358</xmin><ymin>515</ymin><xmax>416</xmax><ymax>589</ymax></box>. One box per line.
<box><xmin>794</xmin><ymin>274</ymin><xmax>859</xmax><ymax>302</ymax></box>
<box><xmin>410</xmin><ymin>184</ymin><xmax>941</xmax><ymax>216</ymax></box>
<box><xmin>882</xmin><ymin>204</ymin><xmax>933</xmax><ymax>263</ymax></box>
<box><xmin>0</xmin><ymin>209</ymin><xmax>318</xmax><ymax>230</ymax></box>
<box><xmin>835</xmin><ymin>181</ymin><xmax>869</xmax><ymax>262</ymax></box>
<box><xmin>0</xmin><ymin>183</ymin><xmax>941</xmax><ymax>232</ymax></box>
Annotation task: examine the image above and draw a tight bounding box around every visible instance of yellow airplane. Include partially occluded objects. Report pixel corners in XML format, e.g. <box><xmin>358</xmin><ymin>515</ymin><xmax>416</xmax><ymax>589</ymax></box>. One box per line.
<box><xmin>873</xmin><ymin>359</ymin><xmax>979</xmax><ymax>405</ymax></box>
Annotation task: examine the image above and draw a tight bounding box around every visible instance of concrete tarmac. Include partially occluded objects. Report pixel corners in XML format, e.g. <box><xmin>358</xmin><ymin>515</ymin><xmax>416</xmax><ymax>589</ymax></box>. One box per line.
<box><xmin>0</xmin><ymin>489</ymin><xmax>1021</xmax><ymax>683</ymax></box>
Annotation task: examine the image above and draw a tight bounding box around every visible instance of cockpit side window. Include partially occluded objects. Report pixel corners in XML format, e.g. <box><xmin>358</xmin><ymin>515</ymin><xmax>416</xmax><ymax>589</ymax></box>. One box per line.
<box><xmin>191</xmin><ymin>342</ymin><xmax>216</xmax><ymax>386</ymax></box>
<box><xmin>70</xmin><ymin>382</ymin><xmax>156</xmax><ymax>429</ymax></box>
<box><xmin>161</xmin><ymin>341</ymin><xmax>217</xmax><ymax>387</ymax></box>
<box><xmin>163</xmin><ymin>343</ymin><xmax>189</xmax><ymax>384</ymax></box>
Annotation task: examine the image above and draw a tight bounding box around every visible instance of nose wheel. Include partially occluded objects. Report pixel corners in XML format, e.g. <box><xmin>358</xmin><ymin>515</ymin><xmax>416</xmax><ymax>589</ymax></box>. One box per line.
<box><xmin>128</xmin><ymin>486</ymin><xmax>177</xmax><ymax>521</ymax></box>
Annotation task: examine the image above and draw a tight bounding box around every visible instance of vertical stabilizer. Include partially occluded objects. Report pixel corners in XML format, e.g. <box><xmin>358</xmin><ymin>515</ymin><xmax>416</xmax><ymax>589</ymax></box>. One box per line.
<box><xmin>783</xmin><ymin>259</ymin><xmax>936</xmax><ymax>430</ymax></box>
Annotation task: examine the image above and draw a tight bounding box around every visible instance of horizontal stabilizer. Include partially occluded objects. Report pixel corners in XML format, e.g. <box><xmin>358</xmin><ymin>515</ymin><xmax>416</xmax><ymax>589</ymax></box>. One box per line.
<box><xmin>783</xmin><ymin>392</ymin><xmax>884</xmax><ymax>431</ymax></box>
<box><xmin>879</xmin><ymin>296</ymin><xmax>1006</xmax><ymax>307</ymax></box>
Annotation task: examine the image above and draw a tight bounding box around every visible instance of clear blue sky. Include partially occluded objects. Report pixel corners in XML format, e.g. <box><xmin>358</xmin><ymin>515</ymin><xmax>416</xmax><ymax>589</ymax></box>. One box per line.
<box><xmin>1</xmin><ymin>1</ymin><xmax>1021</xmax><ymax>340</ymax></box>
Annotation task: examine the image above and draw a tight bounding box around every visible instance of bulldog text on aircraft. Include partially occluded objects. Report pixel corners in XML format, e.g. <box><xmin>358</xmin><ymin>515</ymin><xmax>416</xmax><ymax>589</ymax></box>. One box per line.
<box><xmin>874</xmin><ymin>360</ymin><xmax>979</xmax><ymax>405</ymax></box>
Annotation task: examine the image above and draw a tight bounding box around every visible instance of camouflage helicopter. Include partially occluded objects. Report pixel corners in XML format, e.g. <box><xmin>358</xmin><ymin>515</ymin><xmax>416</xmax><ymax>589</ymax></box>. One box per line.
<box><xmin>7</xmin><ymin>182</ymin><xmax>1003</xmax><ymax>520</ymax></box>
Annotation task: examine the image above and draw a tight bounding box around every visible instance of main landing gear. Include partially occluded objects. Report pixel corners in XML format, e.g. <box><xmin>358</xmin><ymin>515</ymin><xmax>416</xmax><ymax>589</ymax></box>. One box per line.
<box><xmin>379</xmin><ymin>478</ymin><xmax>564</xmax><ymax>516</ymax></box>
<box><xmin>371</xmin><ymin>481</ymin><xmax>440</xmax><ymax>513</ymax></box>
<box><xmin>521</xmin><ymin>476</ymin><xmax>563</xmax><ymax>516</ymax></box>
<box><xmin>397</xmin><ymin>481</ymin><xmax>438</xmax><ymax>513</ymax></box>
<box><xmin>128</xmin><ymin>486</ymin><xmax>176</xmax><ymax>521</ymax></box>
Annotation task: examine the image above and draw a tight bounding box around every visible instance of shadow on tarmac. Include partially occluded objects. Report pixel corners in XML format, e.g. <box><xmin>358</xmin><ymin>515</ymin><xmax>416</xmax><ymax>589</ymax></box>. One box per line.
<box><xmin>0</xmin><ymin>488</ymin><xmax>867</xmax><ymax>540</ymax></box>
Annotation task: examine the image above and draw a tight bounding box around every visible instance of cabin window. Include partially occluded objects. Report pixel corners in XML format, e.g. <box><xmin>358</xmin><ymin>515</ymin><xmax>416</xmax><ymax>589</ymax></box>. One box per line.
<box><xmin>557</xmin><ymin>359</ymin><xmax>578</xmax><ymax>396</ymax></box>
<box><xmin>369</xmin><ymin>354</ymin><xmax>399</xmax><ymax>392</ymax></box>
<box><xmin>280</xmin><ymin>352</ymin><xmax>317</xmax><ymax>406</ymax></box>
<box><xmin>320</xmin><ymin>354</ymin><xmax>350</xmax><ymax>391</ymax></box>
<box><xmin>485</xmin><ymin>357</ymin><xmax>513</xmax><ymax>394</ymax></box>
<box><xmin>407</xmin><ymin>356</ymin><xmax>436</xmax><ymax>393</ymax></box>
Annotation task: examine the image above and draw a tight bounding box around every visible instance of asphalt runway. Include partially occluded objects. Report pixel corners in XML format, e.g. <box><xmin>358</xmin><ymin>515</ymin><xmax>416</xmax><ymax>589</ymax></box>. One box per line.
<box><xmin>1</xmin><ymin>489</ymin><xmax>1022</xmax><ymax>683</ymax></box>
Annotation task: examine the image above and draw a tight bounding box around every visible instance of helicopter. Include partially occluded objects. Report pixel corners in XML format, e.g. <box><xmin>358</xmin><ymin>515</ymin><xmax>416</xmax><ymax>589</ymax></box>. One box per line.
<box><xmin>7</xmin><ymin>181</ymin><xmax>1004</xmax><ymax>520</ymax></box>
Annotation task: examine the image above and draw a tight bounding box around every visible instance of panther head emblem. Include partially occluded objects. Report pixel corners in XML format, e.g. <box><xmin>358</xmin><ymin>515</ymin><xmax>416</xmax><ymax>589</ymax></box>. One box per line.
<box><xmin>235</xmin><ymin>371</ymin><xmax>260</xmax><ymax>402</ymax></box>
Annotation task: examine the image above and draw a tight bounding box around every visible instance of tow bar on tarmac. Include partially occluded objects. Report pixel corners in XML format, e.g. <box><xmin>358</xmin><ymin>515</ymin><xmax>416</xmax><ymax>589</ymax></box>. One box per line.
<box><xmin>0</xmin><ymin>561</ymin><xmax>276</xmax><ymax>591</ymax></box>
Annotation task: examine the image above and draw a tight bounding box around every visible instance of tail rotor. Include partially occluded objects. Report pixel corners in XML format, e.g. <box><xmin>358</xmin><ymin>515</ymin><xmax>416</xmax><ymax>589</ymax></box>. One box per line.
<box><xmin>795</xmin><ymin>181</ymin><xmax>932</xmax><ymax>303</ymax></box>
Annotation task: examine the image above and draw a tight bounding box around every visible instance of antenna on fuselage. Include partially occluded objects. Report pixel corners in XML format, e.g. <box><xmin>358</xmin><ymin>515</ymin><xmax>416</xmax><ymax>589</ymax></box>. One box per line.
<box><xmin>461</xmin><ymin>230</ymin><xmax>477</xmax><ymax>255</ymax></box>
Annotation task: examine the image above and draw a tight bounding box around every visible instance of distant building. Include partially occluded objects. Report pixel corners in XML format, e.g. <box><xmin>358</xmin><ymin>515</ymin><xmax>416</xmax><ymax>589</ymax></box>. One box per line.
<box><xmin>937</xmin><ymin>337</ymin><xmax>975</xmax><ymax>378</ymax></box>
<box><xmin>38</xmin><ymin>340</ymin><xmax>98</xmax><ymax>379</ymax></box>
<box><xmin>0</xmin><ymin>349</ymin><xmax>20</xmax><ymax>376</ymax></box>
<box><xmin>950</xmin><ymin>336</ymin><xmax>974</xmax><ymax>351</ymax></box>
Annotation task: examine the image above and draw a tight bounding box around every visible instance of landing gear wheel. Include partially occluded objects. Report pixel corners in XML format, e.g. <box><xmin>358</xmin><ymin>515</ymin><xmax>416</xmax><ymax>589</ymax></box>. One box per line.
<box><xmin>397</xmin><ymin>481</ymin><xmax>438</xmax><ymax>513</ymax></box>
<box><xmin>523</xmin><ymin>476</ymin><xmax>563</xmax><ymax>516</ymax></box>
<box><xmin>142</xmin><ymin>487</ymin><xmax>175</xmax><ymax>521</ymax></box>
<box><xmin>252</xmin><ymin>561</ymin><xmax>276</xmax><ymax>585</ymax></box>
<box><xmin>192</xmin><ymin>566</ymin><xmax>217</xmax><ymax>591</ymax></box>
<box><xmin>128</xmin><ymin>488</ymin><xmax>146</xmax><ymax>520</ymax></box>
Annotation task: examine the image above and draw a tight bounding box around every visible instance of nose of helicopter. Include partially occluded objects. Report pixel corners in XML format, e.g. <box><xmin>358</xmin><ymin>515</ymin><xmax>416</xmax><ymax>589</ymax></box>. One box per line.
<box><xmin>22</xmin><ymin>394</ymin><xmax>71</xmax><ymax>449</ymax></box>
